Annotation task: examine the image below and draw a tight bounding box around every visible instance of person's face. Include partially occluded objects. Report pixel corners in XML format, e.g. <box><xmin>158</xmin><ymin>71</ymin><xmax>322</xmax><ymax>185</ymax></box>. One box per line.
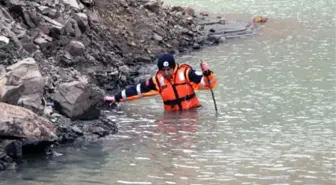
<box><xmin>161</xmin><ymin>67</ymin><xmax>174</xmax><ymax>80</ymax></box>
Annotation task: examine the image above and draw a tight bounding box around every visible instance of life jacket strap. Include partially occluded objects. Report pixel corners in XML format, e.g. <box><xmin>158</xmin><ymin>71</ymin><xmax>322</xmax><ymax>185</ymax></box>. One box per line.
<box><xmin>163</xmin><ymin>93</ymin><xmax>196</xmax><ymax>107</ymax></box>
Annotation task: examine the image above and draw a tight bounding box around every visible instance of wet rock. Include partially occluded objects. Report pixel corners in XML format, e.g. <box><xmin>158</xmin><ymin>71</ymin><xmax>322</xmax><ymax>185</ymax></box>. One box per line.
<box><xmin>54</xmin><ymin>114</ymin><xmax>118</xmax><ymax>143</ymax></box>
<box><xmin>71</xmin><ymin>125</ymin><xmax>83</xmax><ymax>135</ymax></box>
<box><xmin>87</xmin><ymin>126</ymin><xmax>107</xmax><ymax>137</ymax></box>
<box><xmin>52</xmin><ymin>80</ymin><xmax>103</xmax><ymax>120</ymax></box>
<box><xmin>0</xmin><ymin>102</ymin><xmax>58</xmax><ymax>143</ymax></box>
<box><xmin>0</xmin><ymin>140</ymin><xmax>22</xmax><ymax>161</ymax></box>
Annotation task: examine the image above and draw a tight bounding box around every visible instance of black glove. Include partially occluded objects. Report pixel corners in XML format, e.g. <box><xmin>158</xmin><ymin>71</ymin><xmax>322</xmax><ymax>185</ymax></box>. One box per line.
<box><xmin>203</xmin><ymin>70</ymin><xmax>212</xmax><ymax>76</ymax></box>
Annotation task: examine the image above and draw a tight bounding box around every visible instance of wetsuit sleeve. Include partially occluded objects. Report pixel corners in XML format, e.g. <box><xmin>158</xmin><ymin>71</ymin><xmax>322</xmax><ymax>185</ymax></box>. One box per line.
<box><xmin>187</xmin><ymin>68</ymin><xmax>217</xmax><ymax>90</ymax></box>
<box><xmin>114</xmin><ymin>76</ymin><xmax>159</xmax><ymax>102</ymax></box>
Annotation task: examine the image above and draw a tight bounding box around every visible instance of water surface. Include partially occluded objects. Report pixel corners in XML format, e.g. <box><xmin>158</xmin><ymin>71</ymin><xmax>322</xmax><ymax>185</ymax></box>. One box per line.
<box><xmin>1</xmin><ymin>0</ymin><xmax>335</xmax><ymax>184</ymax></box>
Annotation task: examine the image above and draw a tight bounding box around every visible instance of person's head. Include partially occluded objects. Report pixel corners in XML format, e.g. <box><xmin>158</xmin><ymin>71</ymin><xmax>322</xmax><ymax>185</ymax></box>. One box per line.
<box><xmin>157</xmin><ymin>54</ymin><xmax>176</xmax><ymax>79</ymax></box>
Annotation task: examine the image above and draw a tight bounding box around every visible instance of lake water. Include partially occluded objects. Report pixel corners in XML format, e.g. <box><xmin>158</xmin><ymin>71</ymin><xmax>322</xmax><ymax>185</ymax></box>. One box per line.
<box><xmin>1</xmin><ymin>0</ymin><xmax>335</xmax><ymax>184</ymax></box>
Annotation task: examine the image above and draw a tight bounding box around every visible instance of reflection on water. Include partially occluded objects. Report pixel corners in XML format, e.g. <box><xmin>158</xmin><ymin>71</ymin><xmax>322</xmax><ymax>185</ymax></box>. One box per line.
<box><xmin>1</xmin><ymin>0</ymin><xmax>335</xmax><ymax>184</ymax></box>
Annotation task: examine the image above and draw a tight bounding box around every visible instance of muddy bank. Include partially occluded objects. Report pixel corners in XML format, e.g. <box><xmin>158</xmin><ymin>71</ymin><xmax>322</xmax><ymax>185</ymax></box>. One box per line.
<box><xmin>0</xmin><ymin>0</ymin><xmax>266</xmax><ymax>171</ymax></box>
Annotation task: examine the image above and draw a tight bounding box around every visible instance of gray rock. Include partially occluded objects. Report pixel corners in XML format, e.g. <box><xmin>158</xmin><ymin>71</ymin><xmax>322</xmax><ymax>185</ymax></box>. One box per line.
<box><xmin>42</xmin><ymin>16</ymin><xmax>64</xmax><ymax>30</ymax></box>
<box><xmin>120</xmin><ymin>75</ymin><xmax>127</xmax><ymax>82</ymax></box>
<box><xmin>52</xmin><ymin>81</ymin><xmax>103</xmax><ymax>120</ymax></box>
<box><xmin>62</xmin><ymin>0</ymin><xmax>83</xmax><ymax>10</ymax></box>
<box><xmin>0</xmin><ymin>36</ymin><xmax>9</xmax><ymax>48</ymax></box>
<box><xmin>0</xmin><ymin>65</ymin><xmax>5</xmax><ymax>78</ymax></box>
<box><xmin>0</xmin><ymin>102</ymin><xmax>58</xmax><ymax>142</ymax></box>
<box><xmin>64</xmin><ymin>19</ymin><xmax>82</xmax><ymax>37</ymax></box>
<box><xmin>0</xmin><ymin>140</ymin><xmax>20</xmax><ymax>163</ymax></box>
<box><xmin>118</xmin><ymin>65</ymin><xmax>130</xmax><ymax>74</ymax></box>
<box><xmin>34</xmin><ymin>32</ymin><xmax>53</xmax><ymax>49</ymax></box>
<box><xmin>153</xmin><ymin>33</ymin><xmax>163</xmax><ymax>41</ymax></box>
<box><xmin>0</xmin><ymin>58</ymin><xmax>45</xmax><ymax>112</ymax></box>
<box><xmin>37</xmin><ymin>5</ymin><xmax>58</xmax><ymax>18</ymax></box>
<box><xmin>134</xmin><ymin>56</ymin><xmax>152</xmax><ymax>63</ymax></box>
<box><xmin>144</xmin><ymin>0</ymin><xmax>161</xmax><ymax>13</ymax></box>
<box><xmin>74</xmin><ymin>13</ymin><xmax>88</xmax><ymax>32</ymax></box>
<box><xmin>11</xmin><ymin>24</ymin><xmax>26</xmax><ymax>39</ymax></box>
<box><xmin>22</xmin><ymin>41</ymin><xmax>38</xmax><ymax>53</ymax></box>
<box><xmin>0</xmin><ymin>102</ymin><xmax>57</xmax><ymax>171</ymax></box>
<box><xmin>192</xmin><ymin>42</ymin><xmax>201</xmax><ymax>50</ymax></box>
<box><xmin>71</xmin><ymin>125</ymin><xmax>83</xmax><ymax>135</ymax></box>
<box><xmin>80</xmin><ymin>0</ymin><xmax>94</xmax><ymax>5</ymax></box>
<box><xmin>87</xmin><ymin>10</ymin><xmax>100</xmax><ymax>26</ymax></box>
<box><xmin>67</xmin><ymin>40</ymin><xmax>85</xmax><ymax>56</ymax></box>
<box><xmin>2</xmin><ymin>0</ymin><xmax>25</xmax><ymax>8</ymax></box>
<box><xmin>88</xmin><ymin>126</ymin><xmax>107</xmax><ymax>137</ymax></box>
<box><xmin>22</xmin><ymin>11</ymin><xmax>37</xmax><ymax>28</ymax></box>
<box><xmin>17</xmin><ymin>78</ymin><xmax>46</xmax><ymax>112</ymax></box>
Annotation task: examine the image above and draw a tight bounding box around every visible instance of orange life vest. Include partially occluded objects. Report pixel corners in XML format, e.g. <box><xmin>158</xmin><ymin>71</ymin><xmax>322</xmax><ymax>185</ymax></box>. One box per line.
<box><xmin>153</xmin><ymin>64</ymin><xmax>200</xmax><ymax>111</ymax></box>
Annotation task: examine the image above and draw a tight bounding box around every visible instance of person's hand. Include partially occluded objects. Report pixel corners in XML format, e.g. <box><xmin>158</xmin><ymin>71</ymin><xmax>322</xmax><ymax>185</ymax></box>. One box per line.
<box><xmin>200</xmin><ymin>62</ymin><xmax>209</xmax><ymax>72</ymax></box>
<box><xmin>104</xmin><ymin>96</ymin><xmax>116</xmax><ymax>104</ymax></box>
<box><xmin>200</xmin><ymin>61</ymin><xmax>211</xmax><ymax>76</ymax></box>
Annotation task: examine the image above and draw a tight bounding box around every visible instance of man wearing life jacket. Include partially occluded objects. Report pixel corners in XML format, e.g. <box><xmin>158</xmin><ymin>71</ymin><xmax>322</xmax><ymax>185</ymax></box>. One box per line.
<box><xmin>104</xmin><ymin>53</ymin><xmax>217</xmax><ymax>111</ymax></box>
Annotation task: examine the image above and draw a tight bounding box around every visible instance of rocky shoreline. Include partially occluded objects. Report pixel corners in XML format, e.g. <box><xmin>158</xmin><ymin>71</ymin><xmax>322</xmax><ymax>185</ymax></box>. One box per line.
<box><xmin>0</xmin><ymin>0</ymin><xmax>266</xmax><ymax>171</ymax></box>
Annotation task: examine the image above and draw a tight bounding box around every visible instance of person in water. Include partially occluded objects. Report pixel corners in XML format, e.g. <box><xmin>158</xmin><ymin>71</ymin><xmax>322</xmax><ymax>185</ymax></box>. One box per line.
<box><xmin>104</xmin><ymin>53</ymin><xmax>217</xmax><ymax>111</ymax></box>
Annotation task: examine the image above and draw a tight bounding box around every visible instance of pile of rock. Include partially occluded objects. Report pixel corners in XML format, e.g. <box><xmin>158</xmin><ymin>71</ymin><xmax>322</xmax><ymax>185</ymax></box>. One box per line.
<box><xmin>0</xmin><ymin>0</ymin><xmax>265</xmax><ymax>171</ymax></box>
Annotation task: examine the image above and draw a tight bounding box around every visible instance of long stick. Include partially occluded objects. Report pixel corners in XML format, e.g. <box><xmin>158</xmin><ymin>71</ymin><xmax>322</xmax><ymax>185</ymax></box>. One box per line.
<box><xmin>201</xmin><ymin>61</ymin><xmax>218</xmax><ymax>114</ymax></box>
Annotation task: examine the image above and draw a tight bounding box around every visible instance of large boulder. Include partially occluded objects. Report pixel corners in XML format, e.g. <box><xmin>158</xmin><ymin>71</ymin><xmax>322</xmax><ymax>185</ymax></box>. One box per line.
<box><xmin>0</xmin><ymin>102</ymin><xmax>57</xmax><ymax>171</ymax></box>
<box><xmin>52</xmin><ymin>81</ymin><xmax>104</xmax><ymax>120</ymax></box>
<box><xmin>0</xmin><ymin>102</ymin><xmax>57</xmax><ymax>157</ymax></box>
<box><xmin>0</xmin><ymin>102</ymin><xmax>57</xmax><ymax>142</ymax></box>
<box><xmin>0</xmin><ymin>58</ymin><xmax>45</xmax><ymax>113</ymax></box>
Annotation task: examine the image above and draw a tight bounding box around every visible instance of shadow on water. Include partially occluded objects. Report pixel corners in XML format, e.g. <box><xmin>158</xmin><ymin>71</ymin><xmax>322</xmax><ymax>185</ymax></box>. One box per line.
<box><xmin>0</xmin><ymin>140</ymin><xmax>110</xmax><ymax>185</ymax></box>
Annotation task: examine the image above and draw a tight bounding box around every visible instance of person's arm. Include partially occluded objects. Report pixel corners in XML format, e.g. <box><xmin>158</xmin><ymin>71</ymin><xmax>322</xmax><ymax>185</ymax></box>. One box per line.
<box><xmin>114</xmin><ymin>76</ymin><xmax>159</xmax><ymax>102</ymax></box>
<box><xmin>186</xmin><ymin>63</ymin><xmax>217</xmax><ymax>90</ymax></box>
